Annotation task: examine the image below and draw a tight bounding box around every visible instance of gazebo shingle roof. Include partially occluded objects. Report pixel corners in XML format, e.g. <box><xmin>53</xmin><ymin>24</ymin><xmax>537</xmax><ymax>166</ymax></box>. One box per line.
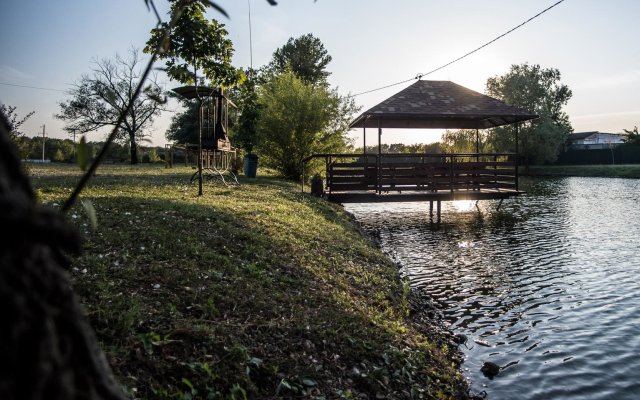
<box><xmin>350</xmin><ymin>80</ymin><xmax>538</xmax><ymax>129</ymax></box>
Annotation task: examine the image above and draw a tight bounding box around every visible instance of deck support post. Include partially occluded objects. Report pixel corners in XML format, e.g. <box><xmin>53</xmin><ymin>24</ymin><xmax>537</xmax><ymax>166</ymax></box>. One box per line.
<box><xmin>476</xmin><ymin>128</ymin><xmax>480</xmax><ymax>164</ymax></box>
<box><xmin>363</xmin><ymin>125</ymin><xmax>366</xmax><ymax>155</ymax></box>
<box><xmin>429</xmin><ymin>200</ymin><xmax>434</xmax><ymax>222</ymax></box>
<box><xmin>437</xmin><ymin>200</ymin><xmax>441</xmax><ymax>224</ymax></box>
<box><xmin>377</xmin><ymin>119</ymin><xmax>382</xmax><ymax>195</ymax></box>
<box><xmin>197</xmin><ymin>99</ymin><xmax>204</xmax><ymax>196</ymax></box>
<box><xmin>515</xmin><ymin>123</ymin><xmax>519</xmax><ymax>192</ymax></box>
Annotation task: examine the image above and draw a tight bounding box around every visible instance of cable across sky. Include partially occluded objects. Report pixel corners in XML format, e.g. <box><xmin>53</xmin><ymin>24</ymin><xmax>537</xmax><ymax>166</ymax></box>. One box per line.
<box><xmin>3</xmin><ymin>1</ymin><xmax>565</xmax><ymax>99</ymax></box>
<box><xmin>351</xmin><ymin>0</ymin><xmax>567</xmax><ymax>97</ymax></box>
<box><xmin>0</xmin><ymin>82</ymin><xmax>67</xmax><ymax>92</ymax></box>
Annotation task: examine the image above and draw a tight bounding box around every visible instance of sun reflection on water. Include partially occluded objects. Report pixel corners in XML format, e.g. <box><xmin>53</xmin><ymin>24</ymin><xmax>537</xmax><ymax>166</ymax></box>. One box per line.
<box><xmin>452</xmin><ymin>200</ymin><xmax>476</xmax><ymax>213</ymax></box>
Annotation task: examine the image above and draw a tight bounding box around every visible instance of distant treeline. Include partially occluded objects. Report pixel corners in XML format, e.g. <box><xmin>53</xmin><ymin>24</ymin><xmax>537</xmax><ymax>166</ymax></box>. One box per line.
<box><xmin>354</xmin><ymin>140</ymin><xmax>640</xmax><ymax>166</ymax></box>
<box><xmin>14</xmin><ymin>136</ymin><xmax>166</xmax><ymax>164</ymax></box>
<box><xmin>354</xmin><ymin>142</ymin><xmax>443</xmax><ymax>154</ymax></box>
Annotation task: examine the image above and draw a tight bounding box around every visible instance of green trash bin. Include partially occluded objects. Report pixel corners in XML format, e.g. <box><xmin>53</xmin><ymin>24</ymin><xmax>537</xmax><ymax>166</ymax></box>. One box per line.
<box><xmin>243</xmin><ymin>153</ymin><xmax>258</xmax><ymax>178</ymax></box>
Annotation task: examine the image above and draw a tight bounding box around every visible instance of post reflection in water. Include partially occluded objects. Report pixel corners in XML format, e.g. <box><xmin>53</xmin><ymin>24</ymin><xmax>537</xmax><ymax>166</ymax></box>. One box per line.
<box><xmin>345</xmin><ymin>177</ymin><xmax>640</xmax><ymax>400</ymax></box>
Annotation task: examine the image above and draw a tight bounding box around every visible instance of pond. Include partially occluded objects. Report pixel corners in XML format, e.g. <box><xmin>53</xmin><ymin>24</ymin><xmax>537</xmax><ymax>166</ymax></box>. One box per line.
<box><xmin>344</xmin><ymin>177</ymin><xmax>640</xmax><ymax>400</ymax></box>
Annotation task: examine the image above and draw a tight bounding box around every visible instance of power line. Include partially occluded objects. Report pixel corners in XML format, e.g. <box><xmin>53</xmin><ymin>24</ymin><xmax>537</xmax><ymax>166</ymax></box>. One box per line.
<box><xmin>248</xmin><ymin>0</ymin><xmax>254</xmax><ymax>70</ymax></box>
<box><xmin>352</xmin><ymin>0</ymin><xmax>566</xmax><ymax>97</ymax></box>
<box><xmin>0</xmin><ymin>81</ymin><xmax>67</xmax><ymax>92</ymax></box>
<box><xmin>4</xmin><ymin>1</ymin><xmax>566</xmax><ymax>99</ymax></box>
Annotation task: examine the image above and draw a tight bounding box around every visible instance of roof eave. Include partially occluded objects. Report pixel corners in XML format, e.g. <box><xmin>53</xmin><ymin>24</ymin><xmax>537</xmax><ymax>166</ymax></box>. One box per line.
<box><xmin>349</xmin><ymin>113</ymin><xmax>538</xmax><ymax>129</ymax></box>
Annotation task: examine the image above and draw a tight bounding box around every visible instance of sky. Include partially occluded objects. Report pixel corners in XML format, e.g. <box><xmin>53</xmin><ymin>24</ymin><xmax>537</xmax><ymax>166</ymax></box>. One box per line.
<box><xmin>1</xmin><ymin>0</ymin><xmax>639</xmax><ymax>147</ymax></box>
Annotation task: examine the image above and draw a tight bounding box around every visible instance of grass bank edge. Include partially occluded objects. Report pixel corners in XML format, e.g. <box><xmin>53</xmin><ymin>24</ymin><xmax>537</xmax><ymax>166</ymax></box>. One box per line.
<box><xmin>522</xmin><ymin>164</ymin><xmax>640</xmax><ymax>178</ymax></box>
<box><xmin>30</xmin><ymin>163</ymin><xmax>469</xmax><ymax>400</ymax></box>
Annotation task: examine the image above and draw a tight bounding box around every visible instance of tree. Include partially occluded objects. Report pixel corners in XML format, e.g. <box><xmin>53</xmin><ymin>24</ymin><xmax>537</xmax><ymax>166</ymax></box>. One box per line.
<box><xmin>486</xmin><ymin>63</ymin><xmax>573</xmax><ymax>165</ymax></box>
<box><xmin>229</xmin><ymin>69</ymin><xmax>261</xmax><ymax>153</ymax></box>
<box><xmin>145</xmin><ymin>0</ymin><xmax>243</xmax><ymax>88</ymax></box>
<box><xmin>256</xmin><ymin>71</ymin><xmax>358</xmax><ymax>179</ymax></box>
<box><xmin>268</xmin><ymin>33</ymin><xmax>332</xmax><ymax>85</ymax></box>
<box><xmin>165</xmin><ymin>95</ymin><xmax>199</xmax><ymax>144</ymax></box>
<box><xmin>1</xmin><ymin>104</ymin><xmax>35</xmax><ymax>157</ymax></box>
<box><xmin>623</xmin><ymin>126</ymin><xmax>640</xmax><ymax>145</ymax></box>
<box><xmin>1</xmin><ymin>104</ymin><xmax>35</xmax><ymax>140</ymax></box>
<box><xmin>56</xmin><ymin>48</ymin><xmax>164</xmax><ymax>164</ymax></box>
<box><xmin>441</xmin><ymin>129</ymin><xmax>486</xmax><ymax>153</ymax></box>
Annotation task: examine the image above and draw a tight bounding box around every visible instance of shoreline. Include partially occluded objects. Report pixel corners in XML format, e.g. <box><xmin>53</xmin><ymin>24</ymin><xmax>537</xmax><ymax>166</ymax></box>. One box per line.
<box><xmin>344</xmin><ymin>207</ymin><xmax>474</xmax><ymax>396</ymax></box>
<box><xmin>522</xmin><ymin>164</ymin><xmax>640</xmax><ymax>179</ymax></box>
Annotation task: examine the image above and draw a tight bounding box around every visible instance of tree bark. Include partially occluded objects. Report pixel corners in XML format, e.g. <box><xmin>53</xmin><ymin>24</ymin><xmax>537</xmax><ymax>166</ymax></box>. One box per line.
<box><xmin>0</xmin><ymin>113</ymin><xmax>126</xmax><ymax>400</ymax></box>
<box><xmin>129</xmin><ymin>131</ymin><xmax>138</xmax><ymax>165</ymax></box>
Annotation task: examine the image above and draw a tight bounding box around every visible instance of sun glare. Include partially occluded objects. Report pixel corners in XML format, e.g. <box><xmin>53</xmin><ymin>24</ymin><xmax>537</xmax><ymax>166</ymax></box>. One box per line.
<box><xmin>452</xmin><ymin>200</ymin><xmax>476</xmax><ymax>213</ymax></box>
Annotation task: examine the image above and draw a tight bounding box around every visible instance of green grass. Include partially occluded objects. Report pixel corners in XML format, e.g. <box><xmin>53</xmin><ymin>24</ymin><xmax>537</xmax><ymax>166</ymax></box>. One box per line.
<box><xmin>523</xmin><ymin>164</ymin><xmax>640</xmax><ymax>178</ymax></box>
<box><xmin>30</xmin><ymin>163</ymin><xmax>467</xmax><ymax>399</ymax></box>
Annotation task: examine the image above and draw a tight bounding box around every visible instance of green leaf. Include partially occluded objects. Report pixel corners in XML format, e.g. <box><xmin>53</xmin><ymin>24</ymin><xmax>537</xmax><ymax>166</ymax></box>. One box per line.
<box><xmin>248</xmin><ymin>357</ymin><xmax>263</xmax><ymax>367</ymax></box>
<box><xmin>302</xmin><ymin>378</ymin><xmax>317</xmax><ymax>387</ymax></box>
<box><xmin>202</xmin><ymin>1</ymin><xmax>229</xmax><ymax>18</ymax></box>
<box><xmin>80</xmin><ymin>199</ymin><xmax>98</xmax><ymax>230</ymax></box>
<box><xmin>77</xmin><ymin>135</ymin><xmax>88</xmax><ymax>171</ymax></box>
<box><xmin>275</xmin><ymin>379</ymin><xmax>291</xmax><ymax>395</ymax></box>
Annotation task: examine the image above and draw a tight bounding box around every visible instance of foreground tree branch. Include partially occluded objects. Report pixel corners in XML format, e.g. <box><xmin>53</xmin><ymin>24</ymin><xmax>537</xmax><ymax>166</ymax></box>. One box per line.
<box><xmin>0</xmin><ymin>113</ymin><xmax>126</xmax><ymax>400</ymax></box>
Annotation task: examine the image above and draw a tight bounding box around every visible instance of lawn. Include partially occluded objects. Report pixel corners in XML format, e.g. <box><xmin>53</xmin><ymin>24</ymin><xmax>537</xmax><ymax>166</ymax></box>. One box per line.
<box><xmin>29</xmin><ymin>163</ymin><xmax>467</xmax><ymax>399</ymax></box>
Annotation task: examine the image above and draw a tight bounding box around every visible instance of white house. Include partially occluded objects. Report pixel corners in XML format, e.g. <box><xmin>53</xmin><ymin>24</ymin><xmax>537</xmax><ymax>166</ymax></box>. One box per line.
<box><xmin>568</xmin><ymin>131</ymin><xmax>626</xmax><ymax>149</ymax></box>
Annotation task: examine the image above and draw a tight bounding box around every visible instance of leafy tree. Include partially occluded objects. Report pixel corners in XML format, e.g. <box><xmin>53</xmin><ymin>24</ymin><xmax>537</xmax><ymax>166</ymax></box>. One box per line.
<box><xmin>147</xmin><ymin>147</ymin><xmax>162</xmax><ymax>163</ymax></box>
<box><xmin>623</xmin><ymin>126</ymin><xmax>640</xmax><ymax>145</ymax></box>
<box><xmin>229</xmin><ymin>69</ymin><xmax>261</xmax><ymax>153</ymax></box>
<box><xmin>256</xmin><ymin>71</ymin><xmax>358</xmax><ymax>179</ymax></box>
<box><xmin>358</xmin><ymin>142</ymin><xmax>442</xmax><ymax>154</ymax></box>
<box><xmin>1</xmin><ymin>104</ymin><xmax>35</xmax><ymax>157</ymax></box>
<box><xmin>42</xmin><ymin>138</ymin><xmax>76</xmax><ymax>162</ymax></box>
<box><xmin>486</xmin><ymin>63</ymin><xmax>572</xmax><ymax>166</ymax></box>
<box><xmin>56</xmin><ymin>48</ymin><xmax>164</xmax><ymax>164</ymax></box>
<box><xmin>441</xmin><ymin>129</ymin><xmax>486</xmax><ymax>153</ymax></box>
<box><xmin>0</xmin><ymin>104</ymin><xmax>35</xmax><ymax>140</ymax></box>
<box><xmin>165</xmin><ymin>95</ymin><xmax>199</xmax><ymax>143</ymax></box>
<box><xmin>268</xmin><ymin>33</ymin><xmax>332</xmax><ymax>85</ymax></box>
<box><xmin>145</xmin><ymin>0</ymin><xmax>243</xmax><ymax>87</ymax></box>
<box><xmin>406</xmin><ymin>142</ymin><xmax>441</xmax><ymax>154</ymax></box>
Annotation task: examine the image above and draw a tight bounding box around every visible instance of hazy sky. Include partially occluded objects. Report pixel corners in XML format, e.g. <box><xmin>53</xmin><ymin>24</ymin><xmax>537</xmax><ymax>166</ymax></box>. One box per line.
<box><xmin>1</xmin><ymin>0</ymin><xmax>639</xmax><ymax>146</ymax></box>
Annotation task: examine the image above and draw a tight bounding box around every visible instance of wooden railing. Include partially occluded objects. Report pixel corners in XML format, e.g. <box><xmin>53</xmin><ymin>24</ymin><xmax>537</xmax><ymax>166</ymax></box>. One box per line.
<box><xmin>302</xmin><ymin>153</ymin><xmax>518</xmax><ymax>194</ymax></box>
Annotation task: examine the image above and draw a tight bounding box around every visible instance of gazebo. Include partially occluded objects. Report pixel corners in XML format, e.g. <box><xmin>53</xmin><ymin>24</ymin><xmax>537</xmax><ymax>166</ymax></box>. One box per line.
<box><xmin>302</xmin><ymin>80</ymin><xmax>538</xmax><ymax>217</ymax></box>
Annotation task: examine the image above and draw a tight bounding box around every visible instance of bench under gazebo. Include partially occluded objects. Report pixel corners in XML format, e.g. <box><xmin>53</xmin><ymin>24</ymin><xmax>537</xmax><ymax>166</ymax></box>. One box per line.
<box><xmin>303</xmin><ymin>80</ymin><xmax>537</xmax><ymax>218</ymax></box>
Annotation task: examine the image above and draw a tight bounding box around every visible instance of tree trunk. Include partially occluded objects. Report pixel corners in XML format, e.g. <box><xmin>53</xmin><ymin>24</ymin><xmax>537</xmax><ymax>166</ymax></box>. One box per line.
<box><xmin>0</xmin><ymin>114</ymin><xmax>125</xmax><ymax>400</ymax></box>
<box><xmin>129</xmin><ymin>132</ymin><xmax>138</xmax><ymax>165</ymax></box>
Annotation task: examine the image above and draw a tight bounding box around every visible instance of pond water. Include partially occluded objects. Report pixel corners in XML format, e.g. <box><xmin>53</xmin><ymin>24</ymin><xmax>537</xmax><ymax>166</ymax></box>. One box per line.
<box><xmin>344</xmin><ymin>177</ymin><xmax>640</xmax><ymax>400</ymax></box>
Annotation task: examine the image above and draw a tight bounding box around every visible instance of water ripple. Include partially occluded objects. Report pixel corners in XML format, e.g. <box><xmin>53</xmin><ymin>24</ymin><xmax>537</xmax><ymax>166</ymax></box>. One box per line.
<box><xmin>346</xmin><ymin>177</ymin><xmax>640</xmax><ymax>400</ymax></box>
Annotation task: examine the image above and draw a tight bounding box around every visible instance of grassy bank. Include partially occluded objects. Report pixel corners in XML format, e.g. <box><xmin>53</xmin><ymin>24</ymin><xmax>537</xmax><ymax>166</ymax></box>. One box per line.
<box><xmin>523</xmin><ymin>164</ymin><xmax>640</xmax><ymax>178</ymax></box>
<box><xmin>30</xmin><ymin>164</ymin><xmax>467</xmax><ymax>399</ymax></box>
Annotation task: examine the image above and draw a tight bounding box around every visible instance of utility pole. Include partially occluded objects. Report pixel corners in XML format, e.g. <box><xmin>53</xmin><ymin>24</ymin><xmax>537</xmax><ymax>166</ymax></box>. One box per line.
<box><xmin>72</xmin><ymin>129</ymin><xmax>77</xmax><ymax>158</ymax></box>
<box><xmin>41</xmin><ymin>124</ymin><xmax>46</xmax><ymax>162</ymax></box>
<box><xmin>248</xmin><ymin>0</ymin><xmax>253</xmax><ymax>70</ymax></box>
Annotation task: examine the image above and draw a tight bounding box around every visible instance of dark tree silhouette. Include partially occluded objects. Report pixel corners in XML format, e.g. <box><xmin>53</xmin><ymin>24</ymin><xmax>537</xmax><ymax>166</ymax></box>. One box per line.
<box><xmin>0</xmin><ymin>114</ymin><xmax>125</xmax><ymax>399</ymax></box>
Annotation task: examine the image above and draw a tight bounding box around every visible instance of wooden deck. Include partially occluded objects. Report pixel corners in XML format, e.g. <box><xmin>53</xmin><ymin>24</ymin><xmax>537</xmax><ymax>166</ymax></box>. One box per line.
<box><xmin>304</xmin><ymin>153</ymin><xmax>521</xmax><ymax>203</ymax></box>
<box><xmin>328</xmin><ymin>188</ymin><xmax>520</xmax><ymax>203</ymax></box>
